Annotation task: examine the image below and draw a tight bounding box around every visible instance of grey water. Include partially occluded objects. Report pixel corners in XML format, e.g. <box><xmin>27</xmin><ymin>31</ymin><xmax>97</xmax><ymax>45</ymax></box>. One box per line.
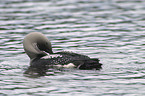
<box><xmin>0</xmin><ymin>0</ymin><xmax>145</xmax><ymax>95</ymax></box>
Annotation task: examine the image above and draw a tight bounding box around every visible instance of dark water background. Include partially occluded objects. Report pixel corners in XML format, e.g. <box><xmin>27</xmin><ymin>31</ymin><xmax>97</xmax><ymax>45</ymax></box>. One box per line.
<box><xmin>0</xmin><ymin>0</ymin><xmax>145</xmax><ymax>95</ymax></box>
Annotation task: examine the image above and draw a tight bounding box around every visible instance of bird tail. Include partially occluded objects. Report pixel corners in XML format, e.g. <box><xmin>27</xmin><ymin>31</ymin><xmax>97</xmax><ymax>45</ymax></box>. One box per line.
<box><xmin>78</xmin><ymin>58</ymin><xmax>102</xmax><ymax>70</ymax></box>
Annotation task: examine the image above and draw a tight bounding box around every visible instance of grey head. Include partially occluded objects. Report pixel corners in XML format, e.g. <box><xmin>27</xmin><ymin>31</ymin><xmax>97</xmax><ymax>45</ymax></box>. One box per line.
<box><xmin>23</xmin><ymin>32</ymin><xmax>53</xmax><ymax>61</ymax></box>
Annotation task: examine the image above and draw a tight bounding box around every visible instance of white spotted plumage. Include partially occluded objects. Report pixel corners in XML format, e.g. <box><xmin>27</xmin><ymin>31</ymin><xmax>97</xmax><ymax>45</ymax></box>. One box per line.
<box><xmin>41</xmin><ymin>54</ymin><xmax>62</xmax><ymax>59</ymax></box>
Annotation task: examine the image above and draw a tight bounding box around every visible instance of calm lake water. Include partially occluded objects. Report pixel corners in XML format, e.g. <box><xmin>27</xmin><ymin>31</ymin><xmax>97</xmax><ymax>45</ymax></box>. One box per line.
<box><xmin>0</xmin><ymin>0</ymin><xmax>145</xmax><ymax>95</ymax></box>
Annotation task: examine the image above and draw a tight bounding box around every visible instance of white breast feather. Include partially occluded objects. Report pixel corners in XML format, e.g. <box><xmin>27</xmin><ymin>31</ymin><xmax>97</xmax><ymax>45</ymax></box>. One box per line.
<box><xmin>63</xmin><ymin>63</ymin><xmax>76</xmax><ymax>68</ymax></box>
<box><xmin>52</xmin><ymin>63</ymin><xmax>76</xmax><ymax>69</ymax></box>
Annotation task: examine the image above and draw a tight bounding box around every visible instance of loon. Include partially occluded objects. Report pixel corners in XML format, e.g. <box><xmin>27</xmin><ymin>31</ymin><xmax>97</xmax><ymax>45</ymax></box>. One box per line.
<box><xmin>23</xmin><ymin>32</ymin><xmax>102</xmax><ymax>76</ymax></box>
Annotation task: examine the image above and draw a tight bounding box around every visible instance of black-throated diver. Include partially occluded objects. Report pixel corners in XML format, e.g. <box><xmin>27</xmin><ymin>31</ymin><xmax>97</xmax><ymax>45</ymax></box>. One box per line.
<box><xmin>23</xmin><ymin>32</ymin><xmax>102</xmax><ymax>76</ymax></box>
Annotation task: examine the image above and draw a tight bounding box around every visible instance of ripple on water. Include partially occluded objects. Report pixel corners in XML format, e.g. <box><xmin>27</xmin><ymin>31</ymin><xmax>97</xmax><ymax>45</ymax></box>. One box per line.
<box><xmin>1</xmin><ymin>0</ymin><xmax>145</xmax><ymax>96</ymax></box>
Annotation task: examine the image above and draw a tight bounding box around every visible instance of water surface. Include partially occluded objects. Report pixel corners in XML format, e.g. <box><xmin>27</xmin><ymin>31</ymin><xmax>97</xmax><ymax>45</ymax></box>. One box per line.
<box><xmin>0</xmin><ymin>0</ymin><xmax>145</xmax><ymax>95</ymax></box>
